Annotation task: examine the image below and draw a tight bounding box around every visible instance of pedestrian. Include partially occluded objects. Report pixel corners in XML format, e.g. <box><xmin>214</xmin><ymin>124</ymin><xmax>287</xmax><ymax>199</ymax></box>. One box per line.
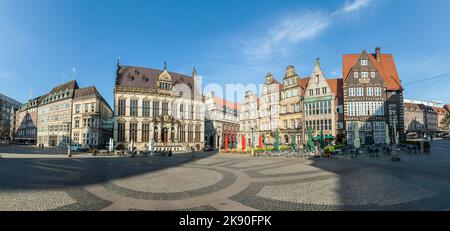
<box><xmin>191</xmin><ymin>146</ymin><xmax>195</xmax><ymax>158</ymax></box>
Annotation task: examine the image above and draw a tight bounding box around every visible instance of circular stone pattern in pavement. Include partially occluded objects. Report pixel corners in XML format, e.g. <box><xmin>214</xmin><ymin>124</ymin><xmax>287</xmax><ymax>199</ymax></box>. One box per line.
<box><xmin>0</xmin><ymin>188</ymin><xmax>76</xmax><ymax>211</ymax></box>
<box><xmin>111</xmin><ymin>167</ymin><xmax>223</xmax><ymax>193</ymax></box>
<box><xmin>256</xmin><ymin>173</ymin><xmax>434</xmax><ymax>206</ymax></box>
<box><xmin>103</xmin><ymin>166</ymin><xmax>237</xmax><ymax>200</ymax></box>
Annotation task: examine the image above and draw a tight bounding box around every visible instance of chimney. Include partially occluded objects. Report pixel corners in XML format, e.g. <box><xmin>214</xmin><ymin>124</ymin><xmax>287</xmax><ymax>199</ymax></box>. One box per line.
<box><xmin>375</xmin><ymin>47</ymin><xmax>381</xmax><ymax>62</ymax></box>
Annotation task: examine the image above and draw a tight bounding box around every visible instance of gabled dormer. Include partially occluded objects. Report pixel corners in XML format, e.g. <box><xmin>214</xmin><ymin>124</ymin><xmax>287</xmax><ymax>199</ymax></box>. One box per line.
<box><xmin>305</xmin><ymin>59</ymin><xmax>332</xmax><ymax>98</ymax></box>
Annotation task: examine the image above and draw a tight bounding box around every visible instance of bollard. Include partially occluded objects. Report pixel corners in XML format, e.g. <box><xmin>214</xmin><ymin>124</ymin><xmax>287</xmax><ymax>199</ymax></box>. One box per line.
<box><xmin>67</xmin><ymin>146</ymin><xmax>72</xmax><ymax>158</ymax></box>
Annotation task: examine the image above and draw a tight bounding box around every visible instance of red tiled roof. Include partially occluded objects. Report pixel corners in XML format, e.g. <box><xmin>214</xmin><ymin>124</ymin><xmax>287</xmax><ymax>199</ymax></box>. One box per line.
<box><xmin>326</xmin><ymin>78</ymin><xmax>343</xmax><ymax>98</ymax></box>
<box><xmin>432</xmin><ymin>106</ymin><xmax>447</xmax><ymax>115</ymax></box>
<box><xmin>343</xmin><ymin>51</ymin><xmax>402</xmax><ymax>91</ymax></box>
<box><xmin>213</xmin><ymin>96</ymin><xmax>241</xmax><ymax>110</ymax></box>
<box><xmin>299</xmin><ymin>77</ymin><xmax>310</xmax><ymax>96</ymax></box>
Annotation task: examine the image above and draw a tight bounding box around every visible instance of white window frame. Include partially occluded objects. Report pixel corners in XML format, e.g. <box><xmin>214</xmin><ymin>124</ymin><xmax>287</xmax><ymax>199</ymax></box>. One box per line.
<box><xmin>361</xmin><ymin>60</ymin><xmax>368</xmax><ymax>66</ymax></box>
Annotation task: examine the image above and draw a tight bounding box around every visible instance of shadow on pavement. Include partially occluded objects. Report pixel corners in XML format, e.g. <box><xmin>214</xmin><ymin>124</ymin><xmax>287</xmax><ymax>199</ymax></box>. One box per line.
<box><xmin>0</xmin><ymin>147</ymin><xmax>218</xmax><ymax>190</ymax></box>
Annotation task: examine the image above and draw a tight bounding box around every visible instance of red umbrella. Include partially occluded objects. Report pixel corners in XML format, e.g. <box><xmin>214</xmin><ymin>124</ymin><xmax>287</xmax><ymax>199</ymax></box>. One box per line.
<box><xmin>259</xmin><ymin>134</ymin><xmax>263</xmax><ymax>148</ymax></box>
<box><xmin>242</xmin><ymin>134</ymin><xmax>246</xmax><ymax>150</ymax></box>
<box><xmin>224</xmin><ymin>135</ymin><xmax>229</xmax><ymax>151</ymax></box>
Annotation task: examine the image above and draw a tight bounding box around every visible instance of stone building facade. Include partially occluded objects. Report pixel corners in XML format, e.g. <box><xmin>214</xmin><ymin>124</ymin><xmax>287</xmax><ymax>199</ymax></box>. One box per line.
<box><xmin>303</xmin><ymin>59</ymin><xmax>343</xmax><ymax>144</ymax></box>
<box><xmin>404</xmin><ymin>102</ymin><xmax>425</xmax><ymax>137</ymax></box>
<box><xmin>239</xmin><ymin>91</ymin><xmax>260</xmax><ymax>148</ymax></box>
<box><xmin>259</xmin><ymin>73</ymin><xmax>281</xmax><ymax>146</ymax></box>
<box><xmin>12</xmin><ymin>97</ymin><xmax>40</xmax><ymax>144</ymax></box>
<box><xmin>433</xmin><ymin>107</ymin><xmax>448</xmax><ymax>132</ymax></box>
<box><xmin>204</xmin><ymin>92</ymin><xmax>240</xmax><ymax>149</ymax></box>
<box><xmin>71</xmin><ymin>86</ymin><xmax>113</xmax><ymax>148</ymax></box>
<box><xmin>279</xmin><ymin>65</ymin><xmax>303</xmax><ymax>146</ymax></box>
<box><xmin>37</xmin><ymin>81</ymin><xmax>78</xmax><ymax>147</ymax></box>
<box><xmin>113</xmin><ymin>62</ymin><xmax>205</xmax><ymax>151</ymax></box>
<box><xmin>343</xmin><ymin>48</ymin><xmax>404</xmax><ymax>145</ymax></box>
<box><xmin>0</xmin><ymin>93</ymin><xmax>21</xmax><ymax>140</ymax></box>
<box><xmin>418</xmin><ymin>104</ymin><xmax>438</xmax><ymax>134</ymax></box>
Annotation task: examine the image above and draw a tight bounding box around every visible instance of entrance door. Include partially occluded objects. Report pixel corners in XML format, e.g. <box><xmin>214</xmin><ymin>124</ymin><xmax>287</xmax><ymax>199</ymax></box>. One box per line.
<box><xmin>162</xmin><ymin>128</ymin><xmax>168</xmax><ymax>143</ymax></box>
<box><xmin>365</xmin><ymin>135</ymin><xmax>374</xmax><ymax>145</ymax></box>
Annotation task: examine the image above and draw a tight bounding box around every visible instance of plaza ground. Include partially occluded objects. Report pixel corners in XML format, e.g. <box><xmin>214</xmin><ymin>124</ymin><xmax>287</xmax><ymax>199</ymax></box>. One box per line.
<box><xmin>1</xmin><ymin>140</ymin><xmax>450</xmax><ymax>211</ymax></box>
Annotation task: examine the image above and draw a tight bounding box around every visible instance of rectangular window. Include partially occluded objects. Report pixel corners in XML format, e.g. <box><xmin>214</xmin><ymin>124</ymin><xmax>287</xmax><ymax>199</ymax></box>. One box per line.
<box><xmin>75</xmin><ymin>104</ymin><xmax>81</xmax><ymax>114</ymax></box>
<box><xmin>118</xmin><ymin>99</ymin><xmax>126</xmax><ymax>116</ymax></box>
<box><xmin>309</xmin><ymin>89</ymin><xmax>314</xmax><ymax>96</ymax></box>
<box><xmin>322</xmin><ymin>87</ymin><xmax>327</xmax><ymax>94</ymax></box>
<box><xmin>354</xmin><ymin>72</ymin><xmax>359</xmax><ymax>78</ymax></box>
<box><xmin>361</xmin><ymin>60</ymin><xmax>368</xmax><ymax>65</ymax></box>
<box><xmin>357</xmin><ymin>88</ymin><xmax>364</xmax><ymax>96</ymax></box>
<box><xmin>361</xmin><ymin>72</ymin><xmax>369</xmax><ymax>78</ymax></box>
<box><xmin>375</xmin><ymin>87</ymin><xmax>382</xmax><ymax>96</ymax></box>
<box><xmin>129</xmin><ymin>123</ymin><xmax>137</xmax><ymax>142</ymax></box>
<box><xmin>162</xmin><ymin>102</ymin><xmax>169</xmax><ymax>115</ymax></box>
<box><xmin>143</xmin><ymin>100</ymin><xmax>151</xmax><ymax>117</ymax></box>
<box><xmin>315</xmin><ymin>88</ymin><xmax>320</xmax><ymax>95</ymax></box>
<box><xmin>130</xmin><ymin>100</ymin><xmax>138</xmax><ymax>117</ymax></box>
<box><xmin>371</xmin><ymin>72</ymin><xmax>376</xmax><ymax>78</ymax></box>
<box><xmin>118</xmin><ymin>122</ymin><xmax>125</xmax><ymax>142</ymax></box>
<box><xmin>367</xmin><ymin>87</ymin><xmax>373</xmax><ymax>96</ymax></box>
<box><xmin>142</xmin><ymin>123</ymin><xmax>150</xmax><ymax>143</ymax></box>
<box><xmin>153</xmin><ymin>101</ymin><xmax>160</xmax><ymax>117</ymax></box>
<box><xmin>349</xmin><ymin>88</ymin><xmax>355</xmax><ymax>96</ymax></box>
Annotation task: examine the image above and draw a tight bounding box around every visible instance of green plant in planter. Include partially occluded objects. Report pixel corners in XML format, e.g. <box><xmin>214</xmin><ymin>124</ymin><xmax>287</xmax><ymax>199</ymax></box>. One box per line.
<box><xmin>92</xmin><ymin>149</ymin><xmax>98</xmax><ymax>156</ymax></box>
<box><xmin>323</xmin><ymin>145</ymin><xmax>335</xmax><ymax>154</ymax></box>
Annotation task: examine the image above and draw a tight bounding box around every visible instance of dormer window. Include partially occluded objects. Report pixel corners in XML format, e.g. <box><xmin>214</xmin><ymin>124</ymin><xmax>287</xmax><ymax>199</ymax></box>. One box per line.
<box><xmin>159</xmin><ymin>82</ymin><xmax>171</xmax><ymax>90</ymax></box>
<box><xmin>361</xmin><ymin>60</ymin><xmax>368</xmax><ymax>66</ymax></box>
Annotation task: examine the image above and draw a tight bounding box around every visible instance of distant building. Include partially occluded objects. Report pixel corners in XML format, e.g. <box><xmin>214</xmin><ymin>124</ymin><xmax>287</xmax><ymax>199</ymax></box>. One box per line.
<box><xmin>343</xmin><ymin>48</ymin><xmax>404</xmax><ymax>145</ymax></box>
<box><xmin>71</xmin><ymin>86</ymin><xmax>113</xmax><ymax>148</ymax></box>
<box><xmin>432</xmin><ymin>107</ymin><xmax>448</xmax><ymax>131</ymax></box>
<box><xmin>37</xmin><ymin>81</ymin><xmax>79</xmax><ymax>147</ymax></box>
<box><xmin>259</xmin><ymin>73</ymin><xmax>281</xmax><ymax>146</ymax></box>
<box><xmin>8</xmin><ymin>80</ymin><xmax>113</xmax><ymax>148</ymax></box>
<box><xmin>0</xmin><ymin>93</ymin><xmax>21</xmax><ymax>140</ymax></box>
<box><xmin>204</xmin><ymin>92</ymin><xmax>240</xmax><ymax>149</ymax></box>
<box><xmin>303</xmin><ymin>59</ymin><xmax>344</xmax><ymax>144</ymax></box>
<box><xmin>239</xmin><ymin>91</ymin><xmax>260</xmax><ymax>148</ymax></box>
<box><xmin>404</xmin><ymin>102</ymin><xmax>425</xmax><ymax>136</ymax></box>
<box><xmin>12</xmin><ymin>97</ymin><xmax>40</xmax><ymax>144</ymax></box>
<box><xmin>113</xmin><ymin>62</ymin><xmax>205</xmax><ymax>151</ymax></box>
<box><xmin>418</xmin><ymin>104</ymin><xmax>438</xmax><ymax>134</ymax></box>
<box><xmin>279</xmin><ymin>65</ymin><xmax>303</xmax><ymax>146</ymax></box>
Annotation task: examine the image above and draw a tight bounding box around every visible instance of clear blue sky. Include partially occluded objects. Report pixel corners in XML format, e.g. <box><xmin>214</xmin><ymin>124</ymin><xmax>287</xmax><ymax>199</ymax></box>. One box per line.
<box><xmin>1</xmin><ymin>0</ymin><xmax>450</xmax><ymax>106</ymax></box>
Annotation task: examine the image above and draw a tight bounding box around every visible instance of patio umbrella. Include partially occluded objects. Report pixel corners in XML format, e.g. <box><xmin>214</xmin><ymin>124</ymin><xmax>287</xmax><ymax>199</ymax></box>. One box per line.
<box><xmin>385</xmin><ymin>124</ymin><xmax>391</xmax><ymax>145</ymax></box>
<box><xmin>224</xmin><ymin>135</ymin><xmax>229</xmax><ymax>151</ymax></box>
<box><xmin>259</xmin><ymin>134</ymin><xmax>263</xmax><ymax>148</ymax></box>
<box><xmin>241</xmin><ymin>134</ymin><xmax>246</xmax><ymax>150</ymax></box>
<box><xmin>307</xmin><ymin>127</ymin><xmax>314</xmax><ymax>152</ymax></box>
<box><xmin>320</xmin><ymin>129</ymin><xmax>325</xmax><ymax>148</ymax></box>
<box><xmin>291</xmin><ymin>131</ymin><xmax>297</xmax><ymax>150</ymax></box>
<box><xmin>274</xmin><ymin>128</ymin><xmax>279</xmax><ymax>151</ymax></box>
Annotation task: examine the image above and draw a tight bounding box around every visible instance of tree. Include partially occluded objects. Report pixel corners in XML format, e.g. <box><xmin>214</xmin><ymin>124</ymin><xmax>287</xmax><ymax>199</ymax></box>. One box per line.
<box><xmin>441</xmin><ymin>114</ymin><xmax>450</xmax><ymax>129</ymax></box>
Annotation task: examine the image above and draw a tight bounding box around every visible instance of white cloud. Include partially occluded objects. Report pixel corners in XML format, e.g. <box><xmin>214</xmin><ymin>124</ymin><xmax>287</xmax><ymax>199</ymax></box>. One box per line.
<box><xmin>243</xmin><ymin>0</ymin><xmax>373</xmax><ymax>60</ymax></box>
<box><xmin>341</xmin><ymin>0</ymin><xmax>372</xmax><ymax>13</ymax></box>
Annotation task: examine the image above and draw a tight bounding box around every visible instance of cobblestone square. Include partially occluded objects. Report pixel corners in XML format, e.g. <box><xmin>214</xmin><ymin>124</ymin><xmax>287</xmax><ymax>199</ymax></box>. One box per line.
<box><xmin>1</xmin><ymin>140</ymin><xmax>450</xmax><ymax>211</ymax></box>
